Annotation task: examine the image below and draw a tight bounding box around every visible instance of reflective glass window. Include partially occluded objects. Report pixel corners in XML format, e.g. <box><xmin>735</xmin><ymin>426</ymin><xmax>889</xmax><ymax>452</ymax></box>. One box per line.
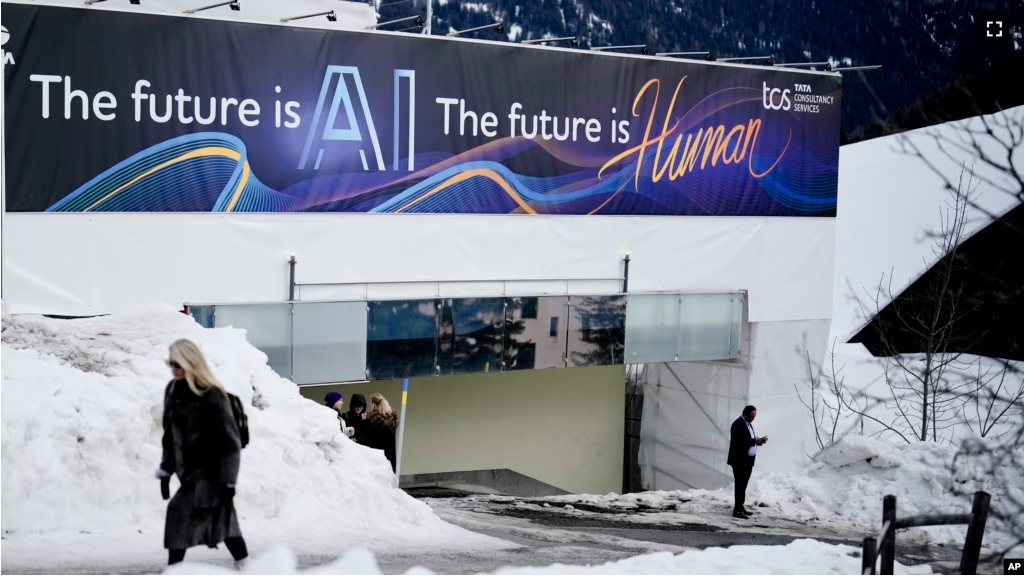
<box><xmin>505</xmin><ymin>296</ymin><xmax>568</xmax><ymax>370</ymax></box>
<box><xmin>567</xmin><ymin>295</ymin><xmax>626</xmax><ymax>366</ymax></box>
<box><xmin>439</xmin><ymin>298</ymin><xmax>505</xmax><ymax>374</ymax></box>
<box><xmin>366</xmin><ymin>300</ymin><xmax>438</xmax><ymax>380</ymax></box>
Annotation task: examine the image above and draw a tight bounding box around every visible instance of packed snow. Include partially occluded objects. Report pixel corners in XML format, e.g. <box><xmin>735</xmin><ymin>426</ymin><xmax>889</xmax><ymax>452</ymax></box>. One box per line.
<box><xmin>0</xmin><ymin>307</ymin><xmax>506</xmax><ymax>569</ymax></box>
<box><xmin>519</xmin><ymin>435</ymin><xmax>1023</xmax><ymax>551</ymax></box>
<box><xmin>165</xmin><ymin>539</ymin><xmax>931</xmax><ymax>575</ymax></box>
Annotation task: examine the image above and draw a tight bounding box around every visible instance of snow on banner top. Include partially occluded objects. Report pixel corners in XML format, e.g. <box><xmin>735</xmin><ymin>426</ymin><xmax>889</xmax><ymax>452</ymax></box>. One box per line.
<box><xmin>3</xmin><ymin>2</ymin><xmax>841</xmax><ymax>216</ymax></box>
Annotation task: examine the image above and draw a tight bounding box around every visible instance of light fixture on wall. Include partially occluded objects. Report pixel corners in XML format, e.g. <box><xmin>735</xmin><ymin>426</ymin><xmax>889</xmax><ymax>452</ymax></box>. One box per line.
<box><xmin>833</xmin><ymin>65</ymin><xmax>883</xmax><ymax>72</ymax></box>
<box><xmin>774</xmin><ymin>61</ymin><xmax>832</xmax><ymax>70</ymax></box>
<box><xmin>366</xmin><ymin>15</ymin><xmax>423</xmax><ymax>30</ymax></box>
<box><xmin>184</xmin><ymin>0</ymin><xmax>240</xmax><ymax>13</ymax></box>
<box><xmin>717</xmin><ymin>55</ymin><xmax>774</xmax><ymax>66</ymax></box>
<box><xmin>656</xmin><ymin>51</ymin><xmax>713</xmax><ymax>61</ymax></box>
<box><xmin>280</xmin><ymin>10</ymin><xmax>336</xmax><ymax>22</ymax></box>
<box><xmin>447</xmin><ymin>21</ymin><xmax>504</xmax><ymax>37</ymax></box>
<box><xmin>591</xmin><ymin>44</ymin><xmax>648</xmax><ymax>55</ymax></box>
<box><xmin>521</xmin><ymin>36</ymin><xmax>578</xmax><ymax>47</ymax></box>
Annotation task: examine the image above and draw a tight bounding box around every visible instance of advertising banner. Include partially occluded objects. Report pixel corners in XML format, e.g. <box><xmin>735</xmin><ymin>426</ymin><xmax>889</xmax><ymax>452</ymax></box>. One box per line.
<box><xmin>2</xmin><ymin>3</ymin><xmax>841</xmax><ymax>215</ymax></box>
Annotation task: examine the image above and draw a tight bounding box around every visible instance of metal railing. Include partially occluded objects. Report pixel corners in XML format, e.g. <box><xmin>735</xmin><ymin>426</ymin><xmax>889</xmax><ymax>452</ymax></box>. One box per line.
<box><xmin>862</xmin><ymin>491</ymin><xmax>990</xmax><ymax>575</ymax></box>
<box><xmin>287</xmin><ymin>253</ymin><xmax>631</xmax><ymax>299</ymax></box>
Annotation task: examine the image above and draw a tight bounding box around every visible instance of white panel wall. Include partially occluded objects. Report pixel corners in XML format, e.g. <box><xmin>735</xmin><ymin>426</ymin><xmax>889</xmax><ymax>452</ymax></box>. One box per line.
<box><xmin>2</xmin><ymin>213</ymin><xmax>834</xmax><ymax>323</ymax></box>
<box><xmin>637</xmin><ymin>317</ymin><xmax>832</xmax><ymax>486</ymax></box>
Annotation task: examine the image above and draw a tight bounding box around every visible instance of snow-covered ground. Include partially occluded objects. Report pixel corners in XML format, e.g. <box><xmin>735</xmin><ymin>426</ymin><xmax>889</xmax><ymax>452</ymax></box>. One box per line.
<box><xmin>556</xmin><ymin>436</ymin><xmax>1021</xmax><ymax>550</ymax></box>
<box><xmin>167</xmin><ymin>539</ymin><xmax>931</xmax><ymax>575</ymax></box>
<box><xmin>2</xmin><ymin>306</ymin><xmax>1016</xmax><ymax>574</ymax></box>
<box><xmin>0</xmin><ymin>307</ymin><xmax>508</xmax><ymax>571</ymax></box>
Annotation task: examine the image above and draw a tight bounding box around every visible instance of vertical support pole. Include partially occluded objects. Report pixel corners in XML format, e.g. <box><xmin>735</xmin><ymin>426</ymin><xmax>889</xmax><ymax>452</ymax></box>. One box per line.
<box><xmin>395</xmin><ymin>377</ymin><xmax>409</xmax><ymax>485</ymax></box>
<box><xmin>622</xmin><ymin>252</ymin><xmax>631</xmax><ymax>293</ymax></box>
<box><xmin>862</xmin><ymin>537</ymin><xmax>877</xmax><ymax>575</ymax></box>
<box><xmin>425</xmin><ymin>0</ymin><xmax>432</xmax><ymax>35</ymax></box>
<box><xmin>881</xmin><ymin>495</ymin><xmax>896</xmax><ymax>575</ymax></box>
<box><xmin>288</xmin><ymin>254</ymin><xmax>297</xmax><ymax>301</ymax></box>
<box><xmin>959</xmin><ymin>491</ymin><xmax>991</xmax><ymax>575</ymax></box>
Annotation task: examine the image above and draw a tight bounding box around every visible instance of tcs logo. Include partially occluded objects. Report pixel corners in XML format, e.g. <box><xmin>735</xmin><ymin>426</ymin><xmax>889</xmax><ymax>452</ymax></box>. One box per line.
<box><xmin>762</xmin><ymin>81</ymin><xmax>791</xmax><ymax>111</ymax></box>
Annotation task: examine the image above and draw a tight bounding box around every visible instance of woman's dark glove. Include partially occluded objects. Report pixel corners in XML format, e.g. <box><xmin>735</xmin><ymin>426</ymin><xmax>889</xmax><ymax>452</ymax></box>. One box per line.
<box><xmin>219</xmin><ymin>484</ymin><xmax>236</xmax><ymax>502</ymax></box>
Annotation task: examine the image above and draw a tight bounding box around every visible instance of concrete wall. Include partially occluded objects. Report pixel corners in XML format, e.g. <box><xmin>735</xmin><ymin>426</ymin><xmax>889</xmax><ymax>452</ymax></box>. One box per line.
<box><xmin>301</xmin><ymin>365</ymin><xmax>625</xmax><ymax>495</ymax></box>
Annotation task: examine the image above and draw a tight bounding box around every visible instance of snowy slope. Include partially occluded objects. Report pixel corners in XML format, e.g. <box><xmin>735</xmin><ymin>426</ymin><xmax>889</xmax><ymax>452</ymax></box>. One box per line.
<box><xmin>529</xmin><ymin>435</ymin><xmax>1023</xmax><ymax>551</ymax></box>
<box><xmin>15</xmin><ymin>0</ymin><xmax>378</xmax><ymax>32</ymax></box>
<box><xmin>166</xmin><ymin>539</ymin><xmax>932</xmax><ymax>575</ymax></box>
<box><xmin>0</xmin><ymin>307</ymin><xmax>506</xmax><ymax>568</ymax></box>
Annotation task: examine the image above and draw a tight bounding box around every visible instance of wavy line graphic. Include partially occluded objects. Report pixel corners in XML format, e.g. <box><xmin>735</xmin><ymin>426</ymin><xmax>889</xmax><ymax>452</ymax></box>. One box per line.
<box><xmin>47</xmin><ymin>122</ymin><xmax>836</xmax><ymax>216</ymax></box>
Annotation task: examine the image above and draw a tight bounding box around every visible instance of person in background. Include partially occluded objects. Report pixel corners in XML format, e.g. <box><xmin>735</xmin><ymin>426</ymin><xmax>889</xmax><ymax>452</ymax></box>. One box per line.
<box><xmin>727</xmin><ymin>405</ymin><xmax>767</xmax><ymax>519</ymax></box>
<box><xmin>156</xmin><ymin>339</ymin><xmax>248</xmax><ymax>568</ymax></box>
<box><xmin>324</xmin><ymin>391</ymin><xmax>355</xmax><ymax>439</ymax></box>
<box><xmin>360</xmin><ymin>393</ymin><xmax>399</xmax><ymax>472</ymax></box>
<box><xmin>345</xmin><ymin>393</ymin><xmax>368</xmax><ymax>444</ymax></box>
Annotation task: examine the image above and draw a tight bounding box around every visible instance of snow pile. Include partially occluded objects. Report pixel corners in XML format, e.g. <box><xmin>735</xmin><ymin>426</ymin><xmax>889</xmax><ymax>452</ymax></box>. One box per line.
<box><xmin>752</xmin><ymin>435</ymin><xmax>1023</xmax><ymax>548</ymax></box>
<box><xmin>166</xmin><ymin>539</ymin><xmax>931</xmax><ymax>575</ymax></box>
<box><xmin>1</xmin><ymin>307</ymin><xmax>501</xmax><ymax>559</ymax></box>
<box><xmin>535</xmin><ymin>435</ymin><xmax>1023</xmax><ymax>549</ymax></box>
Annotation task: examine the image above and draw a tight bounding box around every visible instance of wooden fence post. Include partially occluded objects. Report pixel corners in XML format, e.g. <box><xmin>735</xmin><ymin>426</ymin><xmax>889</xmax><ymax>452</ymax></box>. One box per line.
<box><xmin>959</xmin><ymin>491</ymin><xmax>991</xmax><ymax>575</ymax></box>
<box><xmin>881</xmin><ymin>495</ymin><xmax>896</xmax><ymax>575</ymax></box>
<box><xmin>862</xmin><ymin>537</ymin><xmax>877</xmax><ymax>575</ymax></box>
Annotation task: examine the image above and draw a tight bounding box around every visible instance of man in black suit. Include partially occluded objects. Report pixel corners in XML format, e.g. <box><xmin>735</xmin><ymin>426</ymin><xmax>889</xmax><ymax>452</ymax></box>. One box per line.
<box><xmin>727</xmin><ymin>405</ymin><xmax>767</xmax><ymax>519</ymax></box>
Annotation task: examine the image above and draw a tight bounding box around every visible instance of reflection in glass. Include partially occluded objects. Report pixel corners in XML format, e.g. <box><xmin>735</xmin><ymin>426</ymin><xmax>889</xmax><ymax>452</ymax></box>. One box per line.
<box><xmin>504</xmin><ymin>297</ymin><xmax>568</xmax><ymax>370</ymax></box>
<box><xmin>678</xmin><ymin>293</ymin><xmax>742</xmax><ymax>361</ymax></box>
<box><xmin>439</xmin><ymin>298</ymin><xmax>505</xmax><ymax>374</ymax></box>
<box><xmin>568</xmin><ymin>295</ymin><xmax>626</xmax><ymax>366</ymax></box>
<box><xmin>214</xmin><ymin>304</ymin><xmax>293</xmax><ymax>379</ymax></box>
<box><xmin>625</xmin><ymin>294</ymin><xmax>681</xmax><ymax>363</ymax></box>
<box><xmin>367</xmin><ymin>300</ymin><xmax>438</xmax><ymax>380</ymax></box>
<box><xmin>292</xmin><ymin>302</ymin><xmax>367</xmax><ymax>385</ymax></box>
<box><xmin>189</xmin><ymin>306</ymin><xmax>215</xmax><ymax>329</ymax></box>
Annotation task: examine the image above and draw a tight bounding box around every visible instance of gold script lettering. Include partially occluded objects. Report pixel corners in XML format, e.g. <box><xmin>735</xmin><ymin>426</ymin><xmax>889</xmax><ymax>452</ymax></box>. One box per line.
<box><xmin>598</xmin><ymin>78</ymin><xmax>791</xmax><ymax>191</ymax></box>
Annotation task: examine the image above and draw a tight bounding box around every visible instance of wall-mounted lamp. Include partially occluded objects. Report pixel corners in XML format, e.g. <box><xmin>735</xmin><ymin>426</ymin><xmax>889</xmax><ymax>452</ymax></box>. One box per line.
<box><xmin>184</xmin><ymin>0</ymin><xmax>239</xmax><ymax>13</ymax></box>
<box><xmin>591</xmin><ymin>44</ymin><xmax>648</xmax><ymax>55</ymax></box>
<box><xmin>366</xmin><ymin>14</ymin><xmax>424</xmax><ymax>29</ymax></box>
<box><xmin>521</xmin><ymin>36</ymin><xmax>578</xmax><ymax>47</ymax></box>
<box><xmin>280</xmin><ymin>10</ymin><xmax>336</xmax><ymax>22</ymax></box>
<box><xmin>656</xmin><ymin>51</ymin><xmax>713</xmax><ymax>60</ymax></box>
<box><xmin>447</xmin><ymin>21</ymin><xmax>504</xmax><ymax>37</ymax></box>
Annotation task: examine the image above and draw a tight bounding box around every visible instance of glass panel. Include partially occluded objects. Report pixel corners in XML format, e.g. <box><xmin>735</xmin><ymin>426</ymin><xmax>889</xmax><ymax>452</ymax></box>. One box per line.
<box><xmin>292</xmin><ymin>302</ymin><xmax>368</xmax><ymax>385</ymax></box>
<box><xmin>189</xmin><ymin>305</ymin><xmax>215</xmax><ymax>329</ymax></box>
<box><xmin>439</xmin><ymin>298</ymin><xmax>505</xmax><ymax>374</ymax></box>
<box><xmin>567</xmin><ymin>295</ymin><xmax>626</xmax><ymax>366</ymax></box>
<box><xmin>625</xmin><ymin>294</ymin><xmax>681</xmax><ymax>363</ymax></box>
<box><xmin>366</xmin><ymin>300</ymin><xmax>438</xmax><ymax>380</ymax></box>
<box><xmin>213</xmin><ymin>304</ymin><xmax>292</xmax><ymax>379</ymax></box>
<box><xmin>678</xmin><ymin>293</ymin><xmax>742</xmax><ymax>361</ymax></box>
<box><xmin>505</xmin><ymin>296</ymin><xmax>569</xmax><ymax>370</ymax></box>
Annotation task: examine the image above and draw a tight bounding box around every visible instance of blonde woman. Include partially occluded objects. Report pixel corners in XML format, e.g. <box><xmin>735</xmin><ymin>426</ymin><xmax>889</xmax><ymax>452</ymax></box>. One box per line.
<box><xmin>155</xmin><ymin>339</ymin><xmax>248</xmax><ymax>567</ymax></box>
<box><xmin>359</xmin><ymin>393</ymin><xmax>399</xmax><ymax>472</ymax></box>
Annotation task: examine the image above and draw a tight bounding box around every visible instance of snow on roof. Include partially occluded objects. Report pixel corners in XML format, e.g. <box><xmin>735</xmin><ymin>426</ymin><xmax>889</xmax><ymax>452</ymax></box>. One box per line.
<box><xmin>19</xmin><ymin>0</ymin><xmax>379</xmax><ymax>31</ymax></box>
<box><xmin>833</xmin><ymin>106</ymin><xmax>1023</xmax><ymax>341</ymax></box>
